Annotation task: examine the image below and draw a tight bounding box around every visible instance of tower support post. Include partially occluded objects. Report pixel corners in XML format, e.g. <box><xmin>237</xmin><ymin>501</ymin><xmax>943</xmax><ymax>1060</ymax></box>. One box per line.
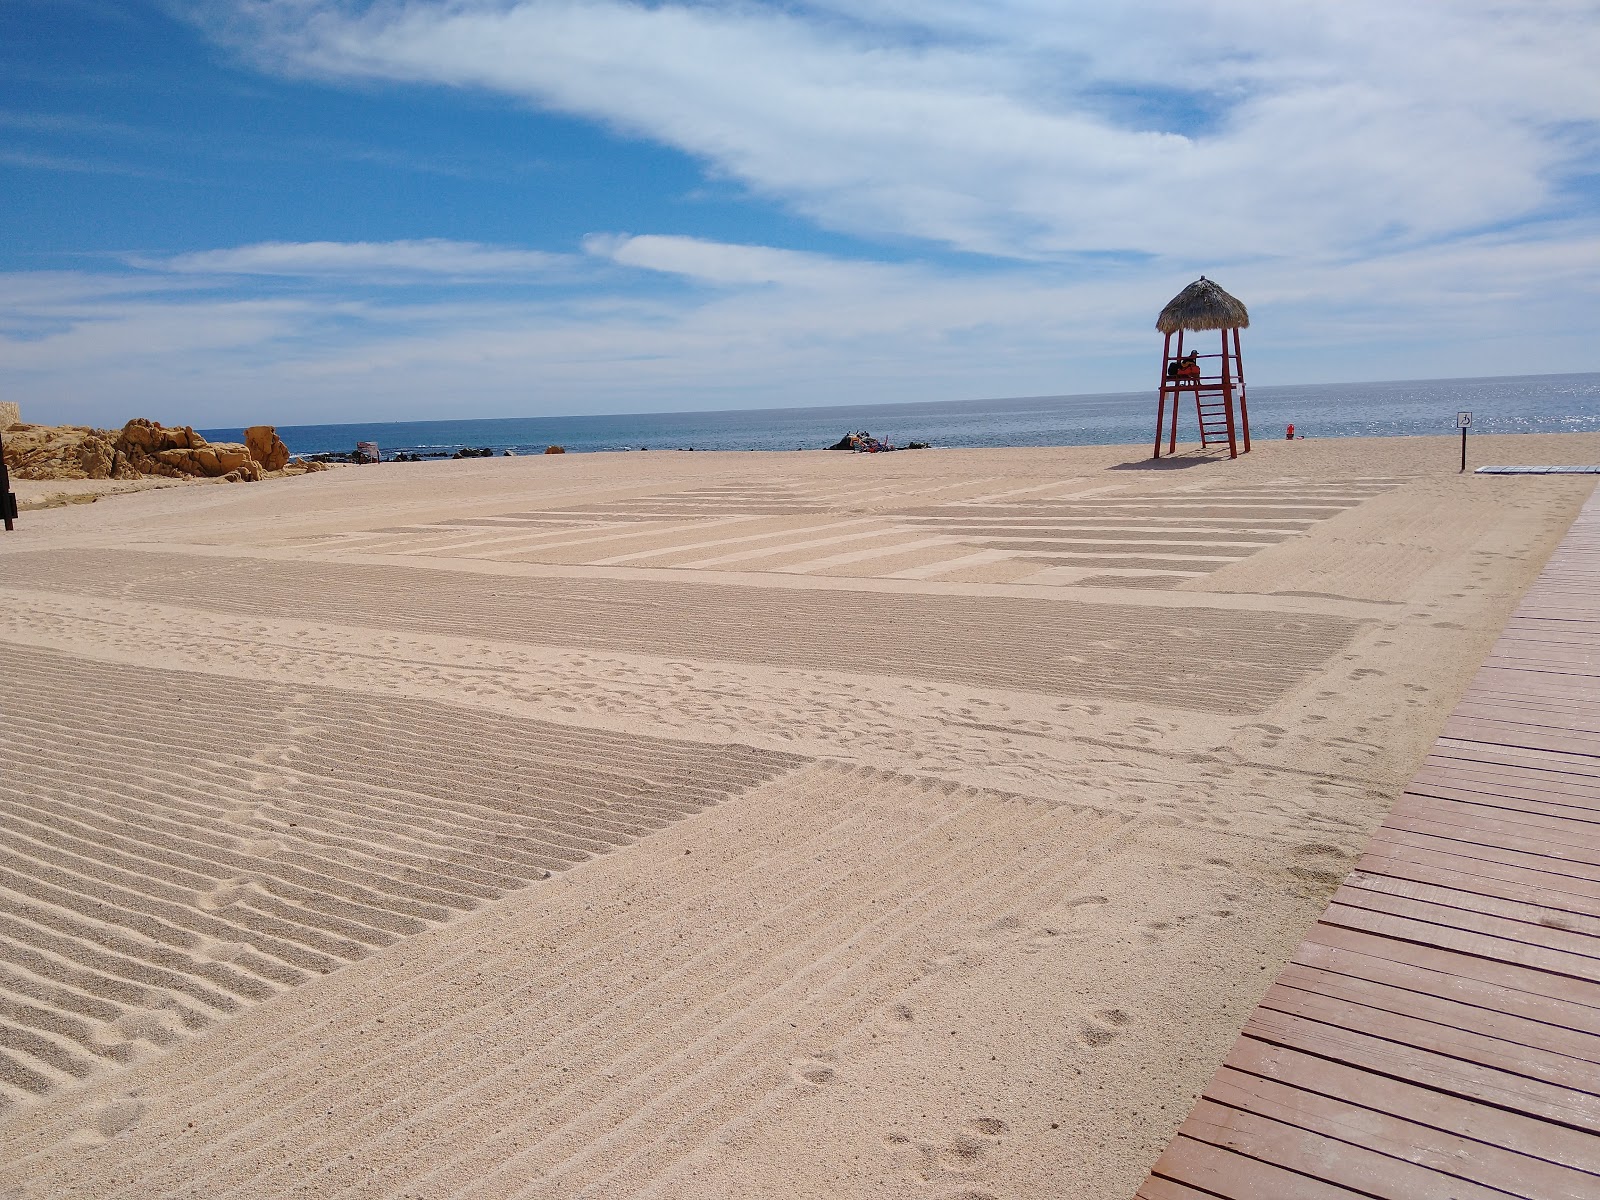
<box><xmin>1154</xmin><ymin>331</ymin><xmax>1172</xmax><ymax>458</ymax></box>
<box><xmin>1220</xmin><ymin>328</ymin><xmax>1238</xmax><ymax>459</ymax></box>
<box><xmin>1169</xmin><ymin>331</ymin><xmax>1183</xmax><ymax>454</ymax></box>
<box><xmin>1233</xmin><ymin>327</ymin><xmax>1251</xmax><ymax>453</ymax></box>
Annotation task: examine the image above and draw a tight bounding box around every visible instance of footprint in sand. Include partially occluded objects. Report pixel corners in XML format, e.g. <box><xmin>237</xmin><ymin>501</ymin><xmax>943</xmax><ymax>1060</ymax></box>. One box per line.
<box><xmin>1079</xmin><ymin>1009</ymin><xmax>1134</xmax><ymax>1047</ymax></box>
<box><xmin>791</xmin><ymin>1059</ymin><xmax>838</xmax><ymax>1086</ymax></box>
<box><xmin>65</xmin><ymin>1096</ymin><xmax>145</xmax><ymax>1147</ymax></box>
<box><xmin>896</xmin><ymin>1115</ymin><xmax>1009</xmax><ymax>1187</ymax></box>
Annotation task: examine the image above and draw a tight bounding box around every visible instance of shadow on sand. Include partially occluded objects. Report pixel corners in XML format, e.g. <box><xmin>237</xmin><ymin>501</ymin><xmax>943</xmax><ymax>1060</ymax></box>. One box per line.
<box><xmin>1107</xmin><ymin>450</ymin><xmax>1232</xmax><ymax>471</ymax></box>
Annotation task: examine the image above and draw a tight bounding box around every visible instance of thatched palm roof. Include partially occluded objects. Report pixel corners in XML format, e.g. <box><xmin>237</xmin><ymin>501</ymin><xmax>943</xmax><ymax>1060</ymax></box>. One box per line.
<box><xmin>1156</xmin><ymin>277</ymin><xmax>1249</xmax><ymax>333</ymax></box>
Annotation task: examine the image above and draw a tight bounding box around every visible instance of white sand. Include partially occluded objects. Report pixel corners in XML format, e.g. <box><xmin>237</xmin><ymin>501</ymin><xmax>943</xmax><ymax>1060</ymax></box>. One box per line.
<box><xmin>0</xmin><ymin>434</ymin><xmax>1595</xmax><ymax>1198</ymax></box>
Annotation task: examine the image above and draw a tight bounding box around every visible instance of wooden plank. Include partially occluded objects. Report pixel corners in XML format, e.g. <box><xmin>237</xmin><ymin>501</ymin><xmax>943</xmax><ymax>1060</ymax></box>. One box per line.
<box><xmin>1401</xmin><ymin>779</ymin><xmax>1600</xmax><ymax>824</ymax></box>
<box><xmin>1242</xmin><ymin>1007</ymin><xmax>1600</xmax><ymax>1131</ymax></box>
<box><xmin>1335</xmin><ymin>872</ymin><xmax>1600</xmax><ymax>950</ymax></box>
<box><xmin>1226</xmin><ymin>1038</ymin><xmax>1600</xmax><ymax>1177</ymax></box>
<box><xmin>1412</xmin><ymin>765</ymin><xmax>1600</xmax><ymax>808</ymax></box>
<box><xmin>1452</xmin><ymin>700</ymin><xmax>1600</xmax><ymax>735</ymax></box>
<box><xmin>1355</xmin><ymin>847</ymin><xmax>1600</xmax><ymax>920</ymax></box>
<box><xmin>1465</xmin><ymin>691</ymin><xmax>1600</xmax><ymax>720</ymax></box>
<box><xmin>1302</xmin><ymin>922</ymin><xmax>1600</xmax><ymax>1014</ymax></box>
<box><xmin>1149</xmin><ymin>1135</ymin><xmax>1365</xmax><ymax>1199</ymax></box>
<box><xmin>1429</xmin><ymin>740</ymin><xmax>1600</xmax><ymax>777</ymax></box>
<box><xmin>1206</xmin><ymin>1065</ymin><xmax>1600</xmax><ymax>1198</ymax></box>
<box><xmin>1370</xmin><ymin>827</ymin><xmax>1600</xmax><ymax>890</ymax></box>
<box><xmin>1382</xmin><ymin>811</ymin><xmax>1600</xmax><ymax>875</ymax></box>
<box><xmin>1275</xmin><ymin>961</ymin><xmax>1600</xmax><ymax>1068</ymax></box>
<box><xmin>1442</xmin><ymin>718</ymin><xmax>1600</xmax><ymax>758</ymax></box>
<box><xmin>1454</xmin><ymin>701</ymin><xmax>1600</xmax><ymax>732</ymax></box>
<box><xmin>1396</xmin><ymin>793</ymin><xmax>1600</xmax><ymax>847</ymax></box>
<box><xmin>1294</xmin><ymin>935</ymin><xmax>1600</xmax><ymax>1041</ymax></box>
<box><xmin>1135</xmin><ymin>1176</ymin><xmax>1220</xmax><ymax>1200</ymax></box>
<box><xmin>1178</xmin><ymin>1100</ymin><xmax>1512</xmax><ymax>1199</ymax></box>
<box><xmin>1321</xmin><ymin>903</ymin><xmax>1600</xmax><ymax>984</ymax></box>
<box><xmin>1259</xmin><ymin>980</ymin><xmax>1600</xmax><ymax>1094</ymax></box>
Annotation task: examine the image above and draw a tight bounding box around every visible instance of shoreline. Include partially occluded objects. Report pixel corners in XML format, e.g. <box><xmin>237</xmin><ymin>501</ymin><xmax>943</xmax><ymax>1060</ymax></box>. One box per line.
<box><xmin>179</xmin><ymin>370</ymin><xmax>1600</xmax><ymax>458</ymax></box>
<box><xmin>10</xmin><ymin>430</ymin><xmax>1597</xmax><ymax>515</ymax></box>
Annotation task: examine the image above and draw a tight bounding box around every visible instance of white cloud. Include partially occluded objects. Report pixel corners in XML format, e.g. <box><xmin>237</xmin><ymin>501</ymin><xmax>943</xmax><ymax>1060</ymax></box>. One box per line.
<box><xmin>142</xmin><ymin>238</ymin><xmax>571</xmax><ymax>279</ymax></box>
<box><xmin>5</xmin><ymin>3</ymin><xmax>1597</xmax><ymax>426</ymax></box>
<box><xmin>202</xmin><ymin>1</ymin><xmax>1600</xmax><ymax>260</ymax></box>
<box><xmin>4</xmin><ymin>226</ymin><xmax>1596</xmax><ymax>427</ymax></box>
<box><xmin>584</xmin><ymin>232</ymin><xmax>897</xmax><ymax>288</ymax></box>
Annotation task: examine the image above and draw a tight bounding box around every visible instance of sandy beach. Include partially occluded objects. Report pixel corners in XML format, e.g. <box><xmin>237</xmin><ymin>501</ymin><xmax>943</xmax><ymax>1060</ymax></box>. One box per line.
<box><xmin>0</xmin><ymin>433</ymin><xmax>1595</xmax><ymax>1199</ymax></box>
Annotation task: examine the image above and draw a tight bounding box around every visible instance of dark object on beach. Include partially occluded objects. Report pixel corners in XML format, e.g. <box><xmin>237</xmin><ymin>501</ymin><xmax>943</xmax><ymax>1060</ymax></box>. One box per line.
<box><xmin>1153</xmin><ymin>276</ymin><xmax>1251</xmax><ymax>461</ymax></box>
<box><xmin>830</xmin><ymin>430</ymin><xmax>899</xmax><ymax>453</ymax></box>
<box><xmin>544</xmin><ymin>445</ymin><xmax>566</xmax><ymax>455</ymax></box>
<box><xmin>0</xmin><ymin>426</ymin><xmax>17</xmax><ymax>531</ymax></box>
<box><xmin>452</xmin><ymin>446</ymin><xmax>495</xmax><ymax>459</ymax></box>
<box><xmin>907</xmin><ymin>441</ymin><xmax>930</xmax><ymax>450</ymax></box>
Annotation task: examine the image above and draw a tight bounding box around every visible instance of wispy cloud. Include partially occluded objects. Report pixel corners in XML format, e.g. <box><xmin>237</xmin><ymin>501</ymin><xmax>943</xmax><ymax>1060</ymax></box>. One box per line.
<box><xmin>0</xmin><ymin>148</ymin><xmax>175</xmax><ymax>177</ymax></box>
<box><xmin>137</xmin><ymin>238</ymin><xmax>574</xmax><ymax>279</ymax></box>
<box><xmin>5</xmin><ymin>225</ymin><xmax>1596</xmax><ymax>427</ymax></box>
<box><xmin>584</xmin><ymin>233</ymin><xmax>900</xmax><ymax>289</ymax></box>
<box><xmin>3</xmin><ymin>3</ymin><xmax>1596</xmax><ymax>426</ymax></box>
<box><xmin>201</xmin><ymin>1</ymin><xmax>1600</xmax><ymax>260</ymax></box>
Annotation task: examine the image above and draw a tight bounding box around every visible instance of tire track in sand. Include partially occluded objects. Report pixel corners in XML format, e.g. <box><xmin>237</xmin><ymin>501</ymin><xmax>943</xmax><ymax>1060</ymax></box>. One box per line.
<box><xmin>0</xmin><ymin>764</ymin><xmax>1130</xmax><ymax>1199</ymax></box>
<box><xmin>0</xmin><ymin>642</ymin><xmax>802</xmax><ymax>1113</ymax></box>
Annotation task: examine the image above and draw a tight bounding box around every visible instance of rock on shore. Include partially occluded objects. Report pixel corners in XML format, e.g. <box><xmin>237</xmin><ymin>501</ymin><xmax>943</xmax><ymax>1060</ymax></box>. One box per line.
<box><xmin>1</xmin><ymin>418</ymin><xmax>323</xmax><ymax>483</ymax></box>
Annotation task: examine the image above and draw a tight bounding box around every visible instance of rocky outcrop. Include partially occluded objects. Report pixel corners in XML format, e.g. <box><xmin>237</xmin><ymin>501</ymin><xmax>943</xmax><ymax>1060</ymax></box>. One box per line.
<box><xmin>2</xmin><ymin>417</ymin><xmax>319</xmax><ymax>485</ymax></box>
<box><xmin>113</xmin><ymin>419</ymin><xmax>261</xmax><ymax>482</ymax></box>
<box><xmin>245</xmin><ymin>426</ymin><xmax>291</xmax><ymax>472</ymax></box>
<box><xmin>3</xmin><ymin>424</ymin><xmax>133</xmax><ymax>481</ymax></box>
<box><xmin>76</xmin><ymin>434</ymin><xmax>117</xmax><ymax>478</ymax></box>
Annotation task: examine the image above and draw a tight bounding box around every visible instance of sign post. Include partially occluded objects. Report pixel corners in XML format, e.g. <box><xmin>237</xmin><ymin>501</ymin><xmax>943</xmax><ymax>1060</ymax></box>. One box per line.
<box><xmin>1457</xmin><ymin>411</ymin><xmax>1472</xmax><ymax>474</ymax></box>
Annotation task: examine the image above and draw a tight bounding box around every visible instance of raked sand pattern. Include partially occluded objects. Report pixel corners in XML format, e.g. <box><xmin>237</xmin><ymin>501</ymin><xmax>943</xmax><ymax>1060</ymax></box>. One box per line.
<box><xmin>0</xmin><ymin>434</ymin><xmax>1596</xmax><ymax>1198</ymax></box>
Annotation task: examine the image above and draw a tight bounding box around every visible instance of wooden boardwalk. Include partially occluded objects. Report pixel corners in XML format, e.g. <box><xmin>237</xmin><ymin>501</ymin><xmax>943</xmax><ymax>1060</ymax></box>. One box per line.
<box><xmin>1140</xmin><ymin>488</ymin><xmax>1600</xmax><ymax>1199</ymax></box>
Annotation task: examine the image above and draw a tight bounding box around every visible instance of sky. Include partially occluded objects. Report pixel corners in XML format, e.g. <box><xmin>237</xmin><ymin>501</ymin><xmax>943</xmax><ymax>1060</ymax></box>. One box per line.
<box><xmin>2</xmin><ymin>1</ymin><xmax>1598</xmax><ymax>428</ymax></box>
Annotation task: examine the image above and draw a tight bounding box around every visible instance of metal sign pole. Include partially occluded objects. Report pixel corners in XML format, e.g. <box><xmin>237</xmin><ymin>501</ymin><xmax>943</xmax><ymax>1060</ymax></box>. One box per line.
<box><xmin>1457</xmin><ymin>411</ymin><xmax>1472</xmax><ymax>474</ymax></box>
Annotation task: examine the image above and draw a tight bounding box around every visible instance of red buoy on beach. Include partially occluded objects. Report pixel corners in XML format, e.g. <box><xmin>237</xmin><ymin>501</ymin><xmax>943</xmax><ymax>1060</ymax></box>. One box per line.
<box><xmin>1153</xmin><ymin>277</ymin><xmax>1251</xmax><ymax>460</ymax></box>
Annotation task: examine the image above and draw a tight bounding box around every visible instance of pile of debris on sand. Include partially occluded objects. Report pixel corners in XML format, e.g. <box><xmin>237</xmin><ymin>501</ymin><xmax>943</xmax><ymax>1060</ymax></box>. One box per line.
<box><xmin>826</xmin><ymin>431</ymin><xmax>930</xmax><ymax>453</ymax></box>
<box><xmin>1</xmin><ymin>417</ymin><xmax>327</xmax><ymax>484</ymax></box>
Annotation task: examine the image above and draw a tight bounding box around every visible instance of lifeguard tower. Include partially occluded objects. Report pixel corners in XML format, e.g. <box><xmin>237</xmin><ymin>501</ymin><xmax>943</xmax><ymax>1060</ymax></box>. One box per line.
<box><xmin>1153</xmin><ymin>277</ymin><xmax>1251</xmax><ymax>459</ymax></box>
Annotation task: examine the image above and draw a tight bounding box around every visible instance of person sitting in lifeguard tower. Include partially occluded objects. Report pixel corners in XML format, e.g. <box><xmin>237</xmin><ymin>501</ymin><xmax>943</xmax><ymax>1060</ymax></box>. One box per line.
<box><xmin>1167</xmin><ymin>351</ymin><xmax>1201</xmax><ymax>381</ymax></box>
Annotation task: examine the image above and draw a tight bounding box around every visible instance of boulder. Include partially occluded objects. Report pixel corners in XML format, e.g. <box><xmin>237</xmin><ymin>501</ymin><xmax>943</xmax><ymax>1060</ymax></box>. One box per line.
<box><xmin>544</xmin><ymin>445</ymin><xmax>566</xmax><ymax>455</ymax></box>
<box><xmin>149</xmin><ymin>441</ymin><xmax>260</xmax><ymax>481</ymax></box>
<box><xmin>245</xmin><ymin>425</ymin><xmax>291</xmax><ymax>471</ymax></box>
<box><xmin>2</xmin><ymin>415</ymin><xmax>298</xmax><ymax>485</ymax></box>
<box><xmin>76</xmin><ymin>435</ymin><xmax>116</xmax><ymax>478</ymax></box>
<box><xmin>3</xmin><ymin>423</ymin><xmax>121</xmax><ymax>480</ymax></box>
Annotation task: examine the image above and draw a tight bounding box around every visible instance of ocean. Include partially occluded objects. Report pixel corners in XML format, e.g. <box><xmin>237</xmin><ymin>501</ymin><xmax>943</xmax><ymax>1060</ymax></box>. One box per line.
<box><xmin>200</xmin><ymin>371</ymin><xmax>1600</xmax><ymax>460</ymax></box>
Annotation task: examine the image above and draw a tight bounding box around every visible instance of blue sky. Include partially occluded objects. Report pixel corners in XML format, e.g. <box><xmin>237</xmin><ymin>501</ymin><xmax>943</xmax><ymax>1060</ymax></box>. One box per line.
<box><xmin>3</xmin><ymin>0</ymin><xmax>1598</xmax><ymax>427</ymax></box>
